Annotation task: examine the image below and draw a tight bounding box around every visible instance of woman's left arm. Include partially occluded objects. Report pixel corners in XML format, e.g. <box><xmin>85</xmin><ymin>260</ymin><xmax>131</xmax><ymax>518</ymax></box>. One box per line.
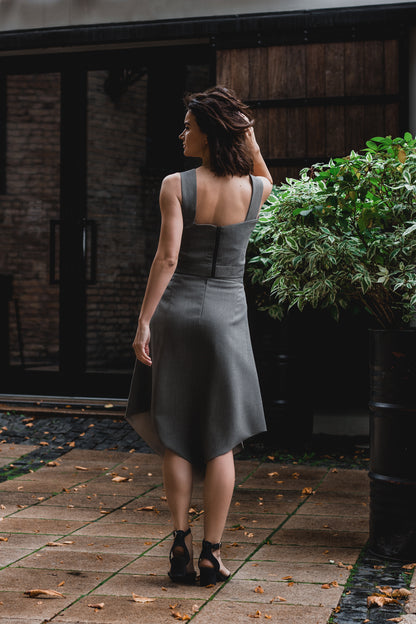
<box><xmin>133</xmin><ymin>173</ymin><xmax>183</xmax><ymax>366</ymax></box>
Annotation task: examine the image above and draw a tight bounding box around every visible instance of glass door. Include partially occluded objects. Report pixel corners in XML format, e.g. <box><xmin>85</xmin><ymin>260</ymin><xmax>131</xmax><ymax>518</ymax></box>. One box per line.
<box><xmin>84</xmin><ymin>54</ymin><xmax>212</xmax><ymax>397</ymax></box>
<box><xmin>0</xmin><ymin>72</ymin><xmax>61</xmax><ymax>394</ymax></box>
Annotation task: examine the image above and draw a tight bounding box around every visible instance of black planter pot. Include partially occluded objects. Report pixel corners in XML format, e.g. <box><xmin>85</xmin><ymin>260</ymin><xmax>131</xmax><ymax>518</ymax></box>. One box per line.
<box><xmin>368</xmin><ymin>328</ymin><xmax>416</xmax><ymax>561</ymax></box>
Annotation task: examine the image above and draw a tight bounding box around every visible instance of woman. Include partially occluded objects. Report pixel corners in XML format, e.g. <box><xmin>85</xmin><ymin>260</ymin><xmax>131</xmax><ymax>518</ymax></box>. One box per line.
<box><xmin>125</xmin><ymin>86</ymin><xmax>273</xmax><ymax>586</ymax></box>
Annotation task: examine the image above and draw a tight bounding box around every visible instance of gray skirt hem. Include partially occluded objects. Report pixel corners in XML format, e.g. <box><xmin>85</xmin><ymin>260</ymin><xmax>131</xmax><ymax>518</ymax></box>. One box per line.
<box><xmin>125</xmin><ymin>409</ymin><xmax>266</xmax><ymax>466</ymax></box>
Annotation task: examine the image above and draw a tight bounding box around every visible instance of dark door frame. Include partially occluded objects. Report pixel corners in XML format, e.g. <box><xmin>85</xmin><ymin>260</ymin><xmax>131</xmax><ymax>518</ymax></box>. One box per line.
<box><xmin>0</xmin><ymin>44</ymin><xmax>214</xmax><ymax>397</ymax></box>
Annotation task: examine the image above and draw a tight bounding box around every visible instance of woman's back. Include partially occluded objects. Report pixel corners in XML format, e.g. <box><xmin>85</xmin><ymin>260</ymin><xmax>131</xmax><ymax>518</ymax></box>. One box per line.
<box><xmin>194</xmin><ymin>168</ymin><xmax>257</xmax><ymax>226</ymax></box>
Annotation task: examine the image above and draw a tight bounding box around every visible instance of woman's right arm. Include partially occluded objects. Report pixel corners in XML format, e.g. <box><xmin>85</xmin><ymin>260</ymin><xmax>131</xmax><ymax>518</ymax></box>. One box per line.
<box><xmin>246</xmin><ymin>126</ymin><xmax>273</xmax><ymax>202</ymax></box>
<box><xmin>132</xmin><ymin>173</ymin><xmax>183</xmax><ymax>366</ymax></box>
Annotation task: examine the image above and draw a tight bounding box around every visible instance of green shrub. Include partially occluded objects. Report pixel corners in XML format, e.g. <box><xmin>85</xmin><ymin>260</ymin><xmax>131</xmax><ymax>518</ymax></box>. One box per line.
<box><xmin>248</xmin><ymin>134</ymin><xmax>416</xmax><ymax>328</ymax></box>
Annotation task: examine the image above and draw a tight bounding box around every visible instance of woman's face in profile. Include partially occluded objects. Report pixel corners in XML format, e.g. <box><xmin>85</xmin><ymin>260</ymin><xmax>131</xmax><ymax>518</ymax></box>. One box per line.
<box><xmin>179</xmin><ymin>111</ymin><xmax>208</xmax><ymax>159</ymax></box>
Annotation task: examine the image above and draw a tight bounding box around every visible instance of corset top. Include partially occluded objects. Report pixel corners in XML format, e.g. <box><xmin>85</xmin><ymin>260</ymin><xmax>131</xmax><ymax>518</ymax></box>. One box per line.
<box><xmin>176</xmin><ymin>169</ymin><xmax>264</xmax><ymax>279</ymax></box>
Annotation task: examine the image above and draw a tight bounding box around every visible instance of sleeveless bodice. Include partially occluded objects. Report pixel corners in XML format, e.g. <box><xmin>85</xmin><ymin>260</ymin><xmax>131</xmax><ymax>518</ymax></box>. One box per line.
<box><xmin>125</xmin><ymin>166</ymin><xmax>267</xmax><ymax>468</ymax></box>
<box><xmin>175</xmin><ymin>169</ymin><xmax>264</xmax><ymax>279</ymax></box>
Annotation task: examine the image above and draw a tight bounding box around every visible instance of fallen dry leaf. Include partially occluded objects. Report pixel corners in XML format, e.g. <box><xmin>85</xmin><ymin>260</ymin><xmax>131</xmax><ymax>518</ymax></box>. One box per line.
<box><xmin>248</xmin><ymin>610</ymin><xmax>262</xmax><ymax>619</ymax></box>
<box><xmin>0</xmin><ymin>537</ymin><xmax>8</xmax><ymax>542</ymax></box>
<box><xmin>367</xmin><ymin>595</ymin><xmax>399</xmax><ymax>608</ymax></box>
<box><xmin>270</xmin><ymin>596</ymin><xmax>287</xmax><ymax>603</ymax></box>
<box><xmin>46</xmin><ymin>542</ymin><xmax>64</xmax><ymax>547</ymax></box>
<box><xmin>254</xmin><ymin>585</ymin><xmax>264</xmax><ymax>594</ymax></box>
<box><xmin>88</xmin><ymin>602</ymin><xmax>104</xmax><ymax>609</ymax></box>
<box><xmin>24</xmin><ymin>589</ymin><xmax>65</xmax><ymax>599</ymax></box>
<box><xmin>137</xmin><ymin>506</ymin><xmax>157</xmax><ymax>512</ymax></box>
<box><xmin>322</xmin><ymin>581</ymin><xmax>339</xmax><ymax>589</ymax></box>
<box><xmin>57</xmin><ymin>581</ymin><xmax>65</xmax><ymax>587</ymax></box>
<box><xmin>47</xmin><ymin>461</ymin><xmax>59</xmax><ymax>467</ymax></box>
<box><xmin>337</xmin><ymin>562</ymin><xmax>353</xmax><ymax>570</ymax></box>
<box><xmin>75</xmin><ymin>466</ymin><xmax>88</xmax><ymax>471</ymax></box>
<box><xmin>112</xmin><ymin>476</ymin><xmax>129</xmax><ymax>483</ymax></box>
<box><xmin>391</xmin><ymin>588</ymin><xmax>411</xmax><ymax>598</ymax></box>
<box><xmin>171</xmin><ymin>609</ymin><xmax>191</xmax><ymax>620</ymax></box>
<box><xmin>132</xmin><ymin>593</ymin><xmax>156</xmax><ymax>603</ymax></box>
<box><xmin>301</xmin><ymin>487</ymin><xmax>313</xmax><ymax>495</ymax></box>
<box><xmin>402</xmin><ymin>563</ymin><xmax>416</xmax><ymax>570</ymax></box>
<box><xmin>386</xmin><ymin>618</ymin><xmax>403</xmax><ymax>622</ymax></box>
<box><xmin>282</xmin><ymin>576</ymin><xmax>293</xmax><ymax>581</ymax></box>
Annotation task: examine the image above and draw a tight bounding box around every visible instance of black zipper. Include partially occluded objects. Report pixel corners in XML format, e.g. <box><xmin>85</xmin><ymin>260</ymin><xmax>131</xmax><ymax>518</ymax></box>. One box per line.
<box><xmin>211</xmin><ymin>228</ymin><xmax>221</xmax><ymax>278</ymax></box>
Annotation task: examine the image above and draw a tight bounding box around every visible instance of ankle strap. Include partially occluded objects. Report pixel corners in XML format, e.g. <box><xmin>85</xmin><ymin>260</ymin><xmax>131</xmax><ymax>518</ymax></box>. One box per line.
<box><xmin>202</xmin><ymin>539</ymin><xmax>221</xmax><ymax>551</ymax></box>
<box><xmin>173</xmin><ymin>528</ymin><xmax>191</xmax><ymax>538</ymax></box>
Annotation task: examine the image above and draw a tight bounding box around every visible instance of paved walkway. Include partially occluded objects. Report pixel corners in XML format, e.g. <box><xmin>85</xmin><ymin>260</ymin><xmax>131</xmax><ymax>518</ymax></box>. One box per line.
<box><xmin>0</xmin><ymin>439</ymin><xmax>414</xmax><ymax>624</ymax></box>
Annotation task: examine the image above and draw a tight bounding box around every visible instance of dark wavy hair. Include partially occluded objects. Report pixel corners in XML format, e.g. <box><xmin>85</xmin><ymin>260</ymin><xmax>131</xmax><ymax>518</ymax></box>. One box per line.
<box><xmin>184</xmin><ymin>86</ymin><xmax>254</xmax><ymax>177</ymax></box>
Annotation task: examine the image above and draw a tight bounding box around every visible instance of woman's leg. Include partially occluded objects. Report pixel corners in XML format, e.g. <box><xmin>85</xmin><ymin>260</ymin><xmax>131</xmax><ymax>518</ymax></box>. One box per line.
<box><xmin>163</xmin><ymin>448</ymin><xmax>194</xmax><ymax>572</ymax></box>
<box><xmin>201</xmin><ymin>450</ymin><xmax>235</xmax><ymax>575</ymax></box>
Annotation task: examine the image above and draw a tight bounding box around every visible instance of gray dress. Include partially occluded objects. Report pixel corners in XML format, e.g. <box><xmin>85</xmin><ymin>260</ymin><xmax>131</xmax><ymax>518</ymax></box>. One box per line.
<box><xmin>125</xmin><ymin>168</ymin><xmax>266</xmax><ymax>467</ymax></box>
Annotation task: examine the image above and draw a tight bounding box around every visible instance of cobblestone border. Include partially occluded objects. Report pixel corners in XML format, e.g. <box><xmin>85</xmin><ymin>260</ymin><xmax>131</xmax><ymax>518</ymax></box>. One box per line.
<box><xmin>330</xmin><ymin>546</ymin><xmax>414</xmax><ymax>623</ymax></box>
<box><xmin>0</xmin><ymin>412</ymin><xmax>150</xmax><ymax>482</ymax></box>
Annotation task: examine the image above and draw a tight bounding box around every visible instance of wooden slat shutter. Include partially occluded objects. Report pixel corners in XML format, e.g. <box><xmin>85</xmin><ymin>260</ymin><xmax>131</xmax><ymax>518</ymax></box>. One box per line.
<box><xmin>217</xmin><ymin>40</ymin><xmax>401</xmax><ymax>183</ymax></box>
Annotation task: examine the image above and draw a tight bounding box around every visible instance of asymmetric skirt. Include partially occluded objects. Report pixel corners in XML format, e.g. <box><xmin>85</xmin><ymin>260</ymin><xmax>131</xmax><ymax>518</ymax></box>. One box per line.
<box><xmin>125</xmin><ymin>271</ymin><xmax>266</xmax><ymax>467</ymax></box>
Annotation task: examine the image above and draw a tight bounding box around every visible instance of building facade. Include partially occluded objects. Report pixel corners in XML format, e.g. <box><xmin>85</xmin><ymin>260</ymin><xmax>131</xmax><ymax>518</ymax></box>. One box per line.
<box><xmin>0</xmin><ymin>1</ymin><xmax>415</xmax><ymax>406</ymax></box>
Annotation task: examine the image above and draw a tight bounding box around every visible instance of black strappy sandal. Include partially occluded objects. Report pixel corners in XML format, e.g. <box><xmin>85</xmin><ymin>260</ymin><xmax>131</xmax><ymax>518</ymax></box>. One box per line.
<box><xmin>168</xmin><ymin>528</ymin><xmax>196</xmax><ymax>584</ymax></box>
<box><xmin>198</xmin><ymin>539</ymin><xmax>231</xmax><ymax>586</ymax></box>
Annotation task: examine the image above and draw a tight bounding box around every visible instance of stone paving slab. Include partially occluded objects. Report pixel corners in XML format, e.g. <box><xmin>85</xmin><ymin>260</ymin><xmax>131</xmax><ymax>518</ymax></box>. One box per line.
<box><xmin>91</xmin><ymin>573</ymin><xmax>217</xmax><ymax>600</ymax></box>
<box><xmin>0</xmin><ymin>548</ymin><xmax>33</xmax><ymax>567</ymax></box>
<box><xmin>191</xmin><ymin>600</ymin><xmax>333</xmax><ymax>624</ymax></box>
<box><xmin>218</xmin><ymin>578</ymin><xmax>343</xmax><ymax>607</ymax></box>
<box><xmin>41</xmin><ymin>535</ymin><xmax>160</xmax><ymax>555</ymax></box>
<box><xmin>2</xmin><ymin>444</ymin><xmax>410</xmax><ymax>624</ymax></box>
<box><xmin>0</xmin><ymin>491</ymin><xmax>50</xmax><ymax>508</ymax></box>
<box><xmin>0</xmin><ymin>533</ymin><xmax>66</xmax><ymax>549</ymax></box>
<box><xmin>253</xmin><ymin>544</ymin><xmax>362</xmax><ymax>564</ymax></box>
<box><xmin>6</xmin><ymin>505</ymin><xmax>105</xmax><ymax>522</ymax></box>
<box><xmin>40</xmin><ymin>492</ymin><xmax>134</xmax><ymax>509</ymax></box>
<box><xmin>233</xmin><ymin>560</ymin><xmax>351</xmax><ymax>584</ymax></box>
<box><xmin>11</xmin><ymin>549</ymin><xmax>135</xmax><ymax>572</ymax></box>
<box><xmin>0</xmin><ymin>443</ymin><xmax>38</xmax><ymax>457</ymax></box>
<box><xmin>0</xmin><ymin>566</ymin><xmax>108</xmax><ymax>593</ymax></box>
<box><xmin>0</xmin><ymin>517</ymin><xmax>88</xmax><ymax>534</ymax></box>
<box><xmin>271</xmin><ymin>528</ymin><xmax>367</xmax><ymax>548</ymax></box>
<box><xmin>284</xmin><ymin>513</ymin><xmax>369</xmax><ymax>532</ymax></box>
<box><xmin>298</xmin><ymin>500</ymin><xmax>369</xmax><ymax>517</ymax></box>
<box><xmin>0</xmin><ymin>591</ymin><xmax>75</xmax><ymax>623</ymax></box>
<box><xmin>72</xmin><ymin>521</ymin><xmax>170</xmax><ymax>539</ymax></box>
<box><xmin>52</xmin><ymin>596</ymin><xmax>205</xmax><ymax>624</ymax></box>
<box><xmin>306</xmin><ymin>489</ymin><xmax>370</xmax><ymax>504</ymax></box>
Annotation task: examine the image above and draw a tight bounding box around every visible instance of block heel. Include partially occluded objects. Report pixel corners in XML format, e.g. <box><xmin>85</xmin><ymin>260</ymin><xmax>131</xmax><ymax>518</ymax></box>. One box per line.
<box><xmin>199</xmin><ymin>565</ymin><xmax>218</xmax><ymax>587</ymax></box>
<box><xmin>198</xmin><ymin>539</ymin><xmax>231</xmax><ymax>587</ymax></box>
<box><xmin>168</xmin><ymin>528</ymin><xmax>196</xmax><ymax>585</ymax></box>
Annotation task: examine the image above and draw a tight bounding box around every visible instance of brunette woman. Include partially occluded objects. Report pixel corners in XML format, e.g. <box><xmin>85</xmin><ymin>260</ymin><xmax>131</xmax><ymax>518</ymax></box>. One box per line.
<box><xmin>126</xmin><ymin>86</ymin><xmax>273</xmax><ymax>586</ymax></box>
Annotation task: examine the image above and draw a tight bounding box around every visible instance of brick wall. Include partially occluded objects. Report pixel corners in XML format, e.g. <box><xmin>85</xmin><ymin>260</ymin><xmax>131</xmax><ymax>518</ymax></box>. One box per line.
<box><xmin>86</xmin><ymin>70</ymin><xmax>153</xmax><ymax>371</ymax></box>
<box><xmin>0</xmin><ymin>73</ymin><xmax>60</xmax><ymax>368</ymax></box>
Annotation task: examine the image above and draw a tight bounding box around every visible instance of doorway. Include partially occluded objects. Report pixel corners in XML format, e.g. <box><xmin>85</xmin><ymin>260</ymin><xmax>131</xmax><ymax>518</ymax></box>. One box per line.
<box><xmin>0</xmin><ymin>46</ymin><xmax>213</xmax><ymax>397</ymax></box>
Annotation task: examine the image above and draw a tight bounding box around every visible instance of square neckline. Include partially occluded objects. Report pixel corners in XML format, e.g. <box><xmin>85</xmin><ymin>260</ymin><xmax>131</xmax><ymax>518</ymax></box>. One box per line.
<box><xmin>192</xmin><ymin>171</ymin><xmax>256</xmax><ymax>229</ymax></box>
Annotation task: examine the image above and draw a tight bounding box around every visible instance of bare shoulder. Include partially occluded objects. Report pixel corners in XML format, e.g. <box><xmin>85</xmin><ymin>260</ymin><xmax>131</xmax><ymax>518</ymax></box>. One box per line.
<box><xmin>257</xmin><ymin>175</ymin><xmax>273</xmax><ymax>202</ymax></box>
<box><xmin>160</xmin><ymin>172</ymin><xmax>181</xmax><ymax>200</ymax></box>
